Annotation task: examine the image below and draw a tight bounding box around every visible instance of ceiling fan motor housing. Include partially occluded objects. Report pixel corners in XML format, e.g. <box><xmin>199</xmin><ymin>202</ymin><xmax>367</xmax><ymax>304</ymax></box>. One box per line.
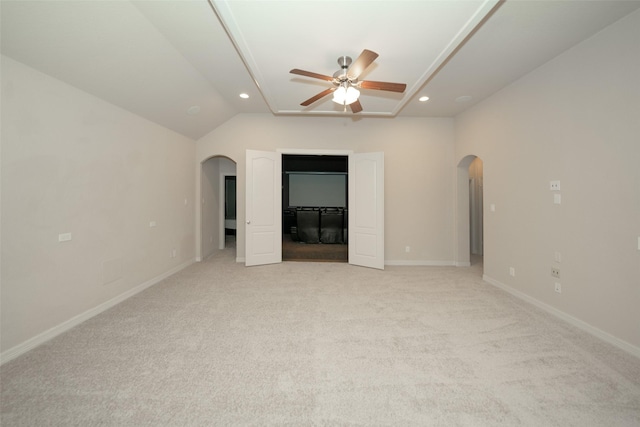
<box><xmin>337</xmin><ymin>55</ymin><xmax>352</xmax><ymax>68</ymax></box>
<box><xmin>333</xmin><ymin>56</ymin><xmax>354</xmax><ymax>83</ymax></box>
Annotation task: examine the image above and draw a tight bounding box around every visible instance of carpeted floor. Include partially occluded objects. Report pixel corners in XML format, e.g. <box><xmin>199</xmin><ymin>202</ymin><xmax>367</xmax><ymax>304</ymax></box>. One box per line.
<box><xmin>1</xmin><ymin>241</ymin><xmax>639</xmax><ymax>426</ymax></box>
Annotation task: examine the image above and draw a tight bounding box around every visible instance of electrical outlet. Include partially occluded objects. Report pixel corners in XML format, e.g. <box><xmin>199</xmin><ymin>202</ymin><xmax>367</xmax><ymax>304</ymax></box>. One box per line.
<box><xmin>555</xmin><ymin>282</ymin><xmax>562</xmax><ymax>293</ymax></box>
<box><xmin>551</xmin><ymin>267</ymin><xmax>560</xmax><ymax>279</ymax></box>
<box><xmin>509</xmin><ymin>267</ymin><xmax>516</xmax><ymax>277</ymax></box>
<box><xmin>550</xmin><ymin>180</ymin><xmax>561</xmax><ymax>191</ymax></box>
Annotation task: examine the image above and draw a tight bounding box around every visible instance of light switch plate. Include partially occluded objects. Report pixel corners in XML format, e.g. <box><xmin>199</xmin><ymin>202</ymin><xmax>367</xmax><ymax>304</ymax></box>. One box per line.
<box><xmin>554</xmin><ymin>251</ymin><xmax>562</xmax><ymax>263</ymax></box>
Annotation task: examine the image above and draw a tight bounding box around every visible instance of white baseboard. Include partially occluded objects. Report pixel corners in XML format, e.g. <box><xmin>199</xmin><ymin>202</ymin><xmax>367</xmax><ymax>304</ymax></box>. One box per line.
<box><xmin>455</xmin><ymin>261</ymin><xmax>471</xmax><ymax>267</ymax></box>
<box><xmin>385</xmin><ymin>260</ymin><xmax>455</xmax><ymax>266</ymax></box>
<box><xmin>483</xmin><ymin>274</ymin><xmax>640</xmax><ymax>360</ymax></box>
<box><xmin>236</xmin><ymin>257</ymin><xmax>245</xmax><ymax>263</ymax></box>
<box><xmin>0</xmin><ymin>258</ymin><xmax>196</xmax><ymax>366</ymax></box>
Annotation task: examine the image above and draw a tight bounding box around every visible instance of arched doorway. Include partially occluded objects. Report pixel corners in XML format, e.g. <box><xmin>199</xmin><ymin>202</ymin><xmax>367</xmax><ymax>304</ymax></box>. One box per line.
<box><xmin>456</xmin><ymin>155</ymin><xmax>484</xmax><ymax>268</ymax></box>
<box><xmin>200</xmin><ymin>155</ymin><xmax>237</xmax><ymax>260</ymax></box>
<box><xmin>468</xmin><ymin>157</ymin><xmax>484</xmax><ymax>264</ymax></box>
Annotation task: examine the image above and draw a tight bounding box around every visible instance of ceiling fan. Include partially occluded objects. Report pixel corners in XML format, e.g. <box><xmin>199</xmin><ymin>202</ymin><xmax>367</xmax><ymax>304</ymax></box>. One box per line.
<box><xmin>290</xmin><ymin>49</ymin><xmax>407</xmax><ymax>113</ymax></box>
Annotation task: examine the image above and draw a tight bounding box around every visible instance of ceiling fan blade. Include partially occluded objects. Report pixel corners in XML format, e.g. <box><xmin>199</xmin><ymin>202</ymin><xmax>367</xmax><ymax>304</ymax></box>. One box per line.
<box><xmin>300</xmin><ymin>88</ymin><xmax>336</xmax><ymax>106</ymax></box>
<box><xmin>290</xmin><ymin>69</ymin><xmax>334</xmax><ymax>81</ymax></box>
<box><xmin>347</xmin><ymin>49</ymin><xmax>379</xmax><ymax>80</ymax></box>
<box><xmin>350</xmin><ymin>99</ymin><xmax>363</xmax><ymax>113</ymax></box>
<box><xmin>359</xmin><ymin>80</ymin><xmax>407</xmax><ymax>93</ymax></box>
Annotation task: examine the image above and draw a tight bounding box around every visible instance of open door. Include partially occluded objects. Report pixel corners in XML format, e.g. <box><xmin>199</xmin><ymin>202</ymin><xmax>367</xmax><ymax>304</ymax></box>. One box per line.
<box><xmin>245</xmin><ymin>150</ymin><xmax>282</xmax><ymax>266</ymax></box>
<box><xmin>349</xmin><ymin>152</ymin><xmax>384</xmax><ymax>269</ymax></box>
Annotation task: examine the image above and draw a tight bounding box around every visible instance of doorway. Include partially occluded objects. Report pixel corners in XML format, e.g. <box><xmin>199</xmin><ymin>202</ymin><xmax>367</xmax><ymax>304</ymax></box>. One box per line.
<box><xmin>456</xmin><ymin>154</ymin><xmax>484</xmax><ymax>269</ymax></box>
<box><xmin>468</xmin><ymin>157</ymin><xmax>484</xmax><ymax>265</ymax></box>
<box><xmin>282</xmin><ymin>154</ymin><xmax>348</xmax><ymax>262</ymax></box>
<box><xmin>224</xmin><ymin>176</ymin><xmax>236</xmax><ymax>238</ymax></box>
<box><xmin>245</xmin><ymin>149</ymin><xmax>384</xmax><ymax>269</ymax></box>
<box><xmin>201</xmin><ymin>156</ymin><xmax>237</xmax><ymax>260</ymax></box>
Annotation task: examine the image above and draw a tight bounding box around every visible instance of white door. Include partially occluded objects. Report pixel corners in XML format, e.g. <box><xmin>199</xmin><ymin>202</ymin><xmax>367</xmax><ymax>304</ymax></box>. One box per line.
<box><xmin>245</xmin><ymin>150</ymin><xmax>281</xmax><ymax>266</ymax></box>
<box><xmin>349</xmin><ymin>152</ymin><xmax>384</xmax><ymax>270</ymax></box>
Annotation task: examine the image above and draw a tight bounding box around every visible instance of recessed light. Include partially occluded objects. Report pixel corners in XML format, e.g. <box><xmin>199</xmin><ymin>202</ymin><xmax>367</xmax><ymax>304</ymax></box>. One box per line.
<box><xmin>239</xmin><ymin>93</ymin><xmax>250</xmax><ymax>99</ymax></box>
<box><xmin>455</xmin><ymin>95</ymin><xmax>473</xmax><ymax>103</ymax></box>
<box><xmin>187</xmin><ymin>105</ymin><xmax>201</xmax><ymax>115</ymax></box>
<box><xmin>419</xmin><ymin>96</ymin><xmax>430</xmax><ymax>102</ymax></box>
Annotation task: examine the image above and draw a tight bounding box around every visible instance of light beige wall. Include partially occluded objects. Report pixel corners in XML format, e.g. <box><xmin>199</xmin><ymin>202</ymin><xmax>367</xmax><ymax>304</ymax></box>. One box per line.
<box><xmin>455</xmin><ymin>10</ymin><xmax>640</xmax><ymax>350</ymax></box>
<box><xmin>196</xmin><ymin>114</ymin><xmax>456</xmax><ymax>263</ymax></box>
<box><xmin>1</xmin><ymin>57</ymin><xmax>196</xmax><ymax>354</ymax></box>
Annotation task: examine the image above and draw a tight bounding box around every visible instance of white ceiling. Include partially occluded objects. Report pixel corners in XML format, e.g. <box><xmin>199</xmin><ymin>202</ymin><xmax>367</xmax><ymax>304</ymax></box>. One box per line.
<box><xmin>2</xmin><ymin>0</ymin><xmax>639</xmax><ymax>139</ymax></box>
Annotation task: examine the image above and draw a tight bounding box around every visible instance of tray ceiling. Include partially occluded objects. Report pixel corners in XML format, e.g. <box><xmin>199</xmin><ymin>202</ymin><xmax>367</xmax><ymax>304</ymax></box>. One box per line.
<box><xmin>2</xmin><ymin>1</ymin><xmax>638</xmax><ymax>139</ymax></box>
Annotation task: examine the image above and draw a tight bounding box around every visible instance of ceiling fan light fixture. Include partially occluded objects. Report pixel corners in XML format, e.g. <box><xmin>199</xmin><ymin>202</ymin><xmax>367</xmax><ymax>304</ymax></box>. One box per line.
<box><xmin>332</xmin><ymin>84</ymin><xmax>360</xmax><ymax>105</ymax></box>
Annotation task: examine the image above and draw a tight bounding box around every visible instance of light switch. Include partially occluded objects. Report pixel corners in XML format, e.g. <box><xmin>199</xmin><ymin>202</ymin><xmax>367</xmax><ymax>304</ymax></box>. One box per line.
<box><xmin>490</xmin><ymin>204</ymin><xmax>496</xmax><ymax>212</ymax></box>
<box><xmin>58</xmin><ymin>233</ymin><xmax>72</xmax><ymax>242</ymax></box>
<box><xmin>554</xmin><ymin>194</ymin><xmax>561</xmax><ymax>205</ymax></box>
<box><xmin>554</xmin><ymin>252</ymin><xmax>562</xmax><ymax>263</ymax></box>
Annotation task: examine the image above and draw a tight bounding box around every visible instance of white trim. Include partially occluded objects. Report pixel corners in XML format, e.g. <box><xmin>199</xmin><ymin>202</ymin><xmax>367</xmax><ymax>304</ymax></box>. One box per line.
<box><xmin>236</xmin><ymin>257</ymin><xmax>246</xmax><ymax>263</ymax></box>
<box><xmin>0</xmin><ymin>259</ymin><xmax>195</xmax><ymax>365</ymax></box>
<box><xmin>385</xmin><ymin>260</ymin><xmax>456</xmax><ymax>266</ymax></box>
<box><xmin>483</xmin><ymin>274</ymin><xmax>640</xmax><ymax>360</ymax></box>
<box><xmin>455</xmin><ymin>261</ymin><xmax>472</xmax><ymax>267</ymax></box>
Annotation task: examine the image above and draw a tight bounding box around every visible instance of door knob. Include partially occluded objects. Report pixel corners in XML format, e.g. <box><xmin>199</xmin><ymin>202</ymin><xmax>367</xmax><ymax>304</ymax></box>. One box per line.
<box><xmin>246</xmin><ymin>220</ymin><xmax>251</xmax><ymax>224</ymax></box>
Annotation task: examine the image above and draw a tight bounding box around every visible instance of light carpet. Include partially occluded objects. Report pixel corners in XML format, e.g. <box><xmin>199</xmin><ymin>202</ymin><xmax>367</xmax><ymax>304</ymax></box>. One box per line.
<box><xmin>2</xmin><ymin>244</ymin><xmax>639</xmax><ymax>426</ymax></box>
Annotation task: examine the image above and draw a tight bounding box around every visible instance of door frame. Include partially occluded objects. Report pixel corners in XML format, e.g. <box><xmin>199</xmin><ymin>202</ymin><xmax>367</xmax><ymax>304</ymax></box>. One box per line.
<box><xmin>246</xmin><ymin>148</ymin><xmax>384</xmax><ymax>268</ymax></box>
<box><xmin>456</xmin><ymin>154</ymin><xmax>484</xmax><ymax>267</ymax></box>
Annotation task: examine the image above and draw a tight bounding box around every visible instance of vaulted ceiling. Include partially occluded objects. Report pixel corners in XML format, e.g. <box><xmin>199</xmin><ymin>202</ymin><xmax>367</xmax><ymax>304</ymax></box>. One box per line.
<box><xmin>2</xmin><ymin>1</ymin><xmax>638</xmax><ymax>139</ymax></box>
